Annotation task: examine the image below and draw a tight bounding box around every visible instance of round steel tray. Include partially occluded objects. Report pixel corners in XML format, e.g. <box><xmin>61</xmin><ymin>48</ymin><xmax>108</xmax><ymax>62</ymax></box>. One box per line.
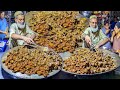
<box><xmin>1</xmin><ymin>45</ymin><xmax>62</xmax><ymax>79</ymax></box>
<box><xmin>61</xmin><ymin>48</ymin><xmax>120</xmax><ymax>76</ymax></box>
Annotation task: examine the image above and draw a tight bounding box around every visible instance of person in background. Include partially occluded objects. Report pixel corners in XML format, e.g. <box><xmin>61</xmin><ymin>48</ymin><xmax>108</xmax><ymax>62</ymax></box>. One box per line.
<box><xmin>0</xmin><ymin>11</ymin><xmax>8</xmax><ymax>40</ymax></box>
<box><xmin>81</xmin><ymin>11</ymin><xmax>92</xmax><ymax>18</ymax></box>
<box><xmin>111</xmin><ymin>22</ymin><xmax>120</xmax><ymax>57</ymax></box>
<box><xmin>100</xmin><ymin>11</ymin><xmax>109</xmax><ymax>29</ymax></box>
<box><xmin>82</xmin><ymin>15</ymin><xmax>109</xmax><ymax>49</ymax></box>
<box><xmin>110</xmin><ymin>16</ymin><xmax>118</xmax><ymax>30</ymax></box>
<box><xmin>101</xmin><ymin>20</ymin><xmax>112</xmax><ymax>50</ymax></box>
<box><xmin>9</xmin><ymin>11</ymin><xmax>35</xmax><ymax>48</ymax></box>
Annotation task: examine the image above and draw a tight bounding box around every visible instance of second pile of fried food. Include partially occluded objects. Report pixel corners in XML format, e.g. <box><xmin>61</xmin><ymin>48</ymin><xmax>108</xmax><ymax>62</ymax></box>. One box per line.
<box><xmin>63</xmin><ymin>48</ymin><xmax>117</xmax><ymax>74</ymax></box>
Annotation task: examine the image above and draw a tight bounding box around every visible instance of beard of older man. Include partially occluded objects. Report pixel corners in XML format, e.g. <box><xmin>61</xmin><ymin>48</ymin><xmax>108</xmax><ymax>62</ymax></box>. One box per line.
<box><xmin>17</xmin><ymin>22</ymin><xmax>26</xmax><ymax>29</ymax></box>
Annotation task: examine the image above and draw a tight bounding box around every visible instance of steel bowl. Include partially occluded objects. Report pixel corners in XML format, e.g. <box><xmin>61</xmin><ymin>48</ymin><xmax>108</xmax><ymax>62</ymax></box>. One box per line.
<box><xmin>61</xmin><ymin>49</ymin><xmax>120</xmax><ymax>77</ymax></box>
<box><xmin>1</xmin><ymin>45</ymin><xmax>62</xmax><ymax>79</ymax></box>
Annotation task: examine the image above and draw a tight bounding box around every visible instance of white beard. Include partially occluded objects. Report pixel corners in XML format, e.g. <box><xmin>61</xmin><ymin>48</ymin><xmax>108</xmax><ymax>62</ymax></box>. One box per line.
<box><xmin>17</xmin><ymin>22</ymin><xmax>25</xmax><ymax>29</ymax></box>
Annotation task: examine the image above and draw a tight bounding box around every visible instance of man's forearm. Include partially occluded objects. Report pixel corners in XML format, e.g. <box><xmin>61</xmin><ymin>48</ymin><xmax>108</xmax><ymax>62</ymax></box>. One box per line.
<box><xmin>97</xmin><ymin>38</ymin><xmax>109</xmax><ymax>47</ymax></box>
<box><xmin>0</xmin><ymin>30</ymin><xmax>4</xmax><ymax>34</ymax></box>
<box><xmin>11</xmin><ymin>33</ymin><xmax>25</xmax><ymax>40</ymax></box>
<box><xmin>5</xmin><ymin>27</ymin><xmax>8</xmax><ymax>32</ymax></box>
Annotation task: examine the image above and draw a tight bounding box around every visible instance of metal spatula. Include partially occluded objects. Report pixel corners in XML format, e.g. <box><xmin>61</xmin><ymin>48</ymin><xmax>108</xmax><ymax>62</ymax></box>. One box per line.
<box><xmin>24</xmin><ymin>42</ymin><xmax>39</xmax><ymax>49</ymax></box>
<box><xmin>90</xmin><ymin>43</ymin><xmax>96</xmax><ymax>52</ymax></box>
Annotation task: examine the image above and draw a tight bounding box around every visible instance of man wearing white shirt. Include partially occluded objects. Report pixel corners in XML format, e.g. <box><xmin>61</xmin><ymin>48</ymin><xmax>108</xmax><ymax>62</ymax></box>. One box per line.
<box><xmin>9</xmin><ymin>11</ymin><xmax>35</xmax><ymax>48</ymax></box>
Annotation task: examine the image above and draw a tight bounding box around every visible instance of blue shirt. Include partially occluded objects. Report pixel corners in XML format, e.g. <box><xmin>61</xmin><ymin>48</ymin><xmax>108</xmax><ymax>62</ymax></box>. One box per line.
<box><xmin>110</xmin><ymin>21</ymin><xmax>117</xmax><ymax>30</ymax></box>
<box><xmin>101</xmin><ymin>27</ymin><xmax>112</xmax><ymax>50</ymax></box>
<box><xmin>0</xmin><ymin>18</ymin><xmax>8</xmax><ymax>40</ymax></box>
<box><xmin>101</xmin><ymin>27</ymin><xmax>111</xmax><ymax>38</ymax></box>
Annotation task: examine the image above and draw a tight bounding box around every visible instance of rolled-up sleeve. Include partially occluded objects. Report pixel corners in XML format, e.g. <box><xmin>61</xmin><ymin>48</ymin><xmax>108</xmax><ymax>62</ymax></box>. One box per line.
<box><xmin>81</xmin><ymin>28</ymin><xmax>90</xmax><ymax>40</ymax></box>
<box><xmin>9</xmin><ymin>24</ymin><xmax>16</xmax><ymax>38</ymax></box>
<box><xmin>83</xmin><ymin>28</ymin><xmax>90</xmax><ymax>35</ymax></box>
<box><xmin>26</xmin><ymin>25</ymin><xmax>35</xmax><ymax>35</ymax></box>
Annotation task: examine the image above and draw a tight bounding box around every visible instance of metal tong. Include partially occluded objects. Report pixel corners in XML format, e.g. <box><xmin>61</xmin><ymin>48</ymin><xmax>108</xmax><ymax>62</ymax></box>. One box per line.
<box><xmin>90</xmin><ymin>43</ymin><xmax>96</xmax><ymax>52</ymax></box>
<box><xmin>24</xmin><ymin>42</ymin><xmax>39</xmax><ymax>49</ymax></box>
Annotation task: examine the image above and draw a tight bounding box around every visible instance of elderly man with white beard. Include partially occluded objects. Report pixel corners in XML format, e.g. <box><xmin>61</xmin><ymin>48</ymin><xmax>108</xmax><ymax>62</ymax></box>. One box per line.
<box><xmin>9</xmin><ymin>11</ymin><xmax>35</xmax><ymax>48</ymax></box>
<box><xmin>82</xmin><ymin>15</ymin><xmax>109</xmax><ymax>49</ymax></box>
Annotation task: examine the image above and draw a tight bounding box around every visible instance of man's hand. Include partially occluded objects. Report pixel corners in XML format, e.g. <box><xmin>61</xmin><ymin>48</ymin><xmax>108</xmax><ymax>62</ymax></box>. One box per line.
<box><xmin>116</xmin><ymin>50</ymin><xmax>120</xmax><ymax>57</ymax></box>
<box><xmin>111</xmin><ymin>31</ymin><xmax>115</xmax><ymax>42</ymax></box>
<box><xmin>0</xmin><ymin>30</ymin><xmax>8</xmax><ymax>35</ymax></box>
<box><xmin>3</xmin><ymin>31</ymin><xmax>8</xmax><ymax>35</ymax></box>
<box><xmin>22</xmin><ymin>36</ymin><xmax>34</xmax><ymax>44</ymax></box>
<box><xmin>85</xmin><ymin>35</ymin><xmax>91</xmax><ymax>45</ymax></box>
<box><xmin>111</xmin><ymin>37</ymin><xmax>114</xmax><ymax>42</ymax></box>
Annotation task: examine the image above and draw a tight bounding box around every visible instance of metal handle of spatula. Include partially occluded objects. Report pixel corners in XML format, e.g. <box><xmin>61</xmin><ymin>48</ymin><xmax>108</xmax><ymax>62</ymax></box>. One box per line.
<box><xmin>24</xmin><ymin>42</ymin><xmax>38</xmax><ymax>48</ymax></box>
<box><xmin>30</xmin><ymin>42</ymin><xmax>39</xmax><ymax>47</ymax></box>
<box><xmin>90</xmin><ymin>43</ymin><xmax>96</xmax><ymax>52</ymax></box>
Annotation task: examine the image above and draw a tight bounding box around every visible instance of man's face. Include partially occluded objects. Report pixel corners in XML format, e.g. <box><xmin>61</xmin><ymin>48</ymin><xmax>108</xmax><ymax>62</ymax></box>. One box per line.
<box><xmin>89</xmin><ymin>18</ymin><xmax>98</xmax><ymax>28</ymax></box>
<box><xmin>104</xmin><ymin>23</ymin><xmax>110</xmax><ymax>29</ymax></box>
<box><xmin>0</xmin><ymin>12</ymin><xmax>5</xmax><ymax>19</ymax></box>
<box><xmin>114</xmin><ymin>25</ymin><xmax>120</xmax><ymax>34</ymax></box>
<box><xmin>114</xmin><ymin>18</ymin><xmax>117</xmax><ymax>21</ymax></box>
<box><xmin>16</xmin><ymin>15</ymin><xmax>25</xmax><ymax>24</ymax></box>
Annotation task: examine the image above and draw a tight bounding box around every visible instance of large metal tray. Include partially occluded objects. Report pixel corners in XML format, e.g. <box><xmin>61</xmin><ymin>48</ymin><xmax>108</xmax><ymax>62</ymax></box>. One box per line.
<box><xmin>61</xmin><ymin>48</ymin><xmax>120</xmax><ymax>76</ymax></box>
<box><xmin>1</xmin><ymin>45</ymin><xmax>62</xmax><ymax>79</ymax></box>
